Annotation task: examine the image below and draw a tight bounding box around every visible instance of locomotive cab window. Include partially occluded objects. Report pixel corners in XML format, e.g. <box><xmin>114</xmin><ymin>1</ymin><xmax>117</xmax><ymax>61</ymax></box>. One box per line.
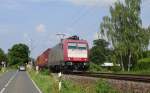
<box><xmin>68</xmin><ymin>43</ymin><xmax>77</xmax><ymax>49</ymax></box>
<box><xmin>78</xmin><ymin>47</ymin><xmax>86</xmax><ymax>50</ymax></box>
<box><xmin>78</xmin><ymin>44</ymin><xmax>87</xmax><ymax>50</ymax></box>
<box><xmin>68</xmin><ymin>43</ymin><xmax>87</xmax><ymax>50</ymax></box>
<box><xmin>68</xmin><ymin>46</ymin><xmax>76</xmax><ymax>49</ymax></box>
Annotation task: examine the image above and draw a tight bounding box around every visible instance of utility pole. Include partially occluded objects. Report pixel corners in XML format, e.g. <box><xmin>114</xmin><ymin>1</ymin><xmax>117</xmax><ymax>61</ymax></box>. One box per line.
<box><xmin>25</xmin><ymin>34</ymin><xmax>35</xmax><ymax>70</ymax></box>
<box><xmin>29</xmin><ymin>38</ymin><xmax>33</xmax><ymax>67</ymax></box>
<box><xmin>56</xmin><ymin>33</ymin><xmax>65</xmax><ymax>92</ymax></box>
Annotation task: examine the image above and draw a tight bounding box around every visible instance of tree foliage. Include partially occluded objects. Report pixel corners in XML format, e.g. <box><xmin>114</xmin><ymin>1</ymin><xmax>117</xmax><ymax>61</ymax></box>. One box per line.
<box><xmin>90</xmin><ymin>39</ymin><xmax>111</xmax><ymax>65</ymax></box>
<box><xmin>100</xmin><ymin>0</ymin><xmax>150</xmax><ymax>71</ymax></box>
<box><xmin>0</xmin><ymin>48</ymin><xmax>7</xmax><ymax>63</ymax></box>
<box><xmin>8</xmin><ymin>43</ymin><xmax>30</xmax><ymax>66</ymax></box>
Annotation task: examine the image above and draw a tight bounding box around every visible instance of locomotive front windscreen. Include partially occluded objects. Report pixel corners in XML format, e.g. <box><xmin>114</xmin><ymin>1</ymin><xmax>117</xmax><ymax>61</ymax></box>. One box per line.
<box><xmin>68</xmin><ymin>43</ymin><xmax>77</xmax><ymax>49</ymax></box>
<box><xmin>68</xmin><ymin>43</ymin><xmax>88</xmax><ymax>58</ymax></box>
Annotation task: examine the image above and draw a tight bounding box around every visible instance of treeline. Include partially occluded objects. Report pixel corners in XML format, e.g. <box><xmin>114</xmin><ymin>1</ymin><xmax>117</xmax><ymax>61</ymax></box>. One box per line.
<box><xmin>90</xmin><ymin>0</ymin><xmax>150</xmax><ymax>71</ymax></box>
<box><xmin>0</xmin><ymin>44</ymin><xmax>30</xmax><ymax>67</ymax></box>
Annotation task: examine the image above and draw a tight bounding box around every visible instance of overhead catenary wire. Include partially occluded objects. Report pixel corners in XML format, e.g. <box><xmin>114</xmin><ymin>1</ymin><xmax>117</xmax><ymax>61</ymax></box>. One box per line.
<box><xmin>66</xmin><ymin>6</ymin><xmax>98</xmax><ymax>38</ymax></box>
<box><xmin>69</xmin><ymin>6</ymin><xmax>96</xmax><ymax>27</ymax></box>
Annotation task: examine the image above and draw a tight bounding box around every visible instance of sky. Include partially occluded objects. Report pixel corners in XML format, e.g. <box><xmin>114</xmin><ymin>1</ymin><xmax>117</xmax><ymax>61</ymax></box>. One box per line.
<box><xmin>0</xmin><ymin>0</ymin><xmax>150</xmax><ymax>58</ymax></box>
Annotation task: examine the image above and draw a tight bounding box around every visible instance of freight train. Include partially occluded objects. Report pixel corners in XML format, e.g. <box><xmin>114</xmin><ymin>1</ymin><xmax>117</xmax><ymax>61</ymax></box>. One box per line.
<box><xmin>36</xmin><ymin>36</ymin><xmax>89</xmax><ymax>72</ymax></box>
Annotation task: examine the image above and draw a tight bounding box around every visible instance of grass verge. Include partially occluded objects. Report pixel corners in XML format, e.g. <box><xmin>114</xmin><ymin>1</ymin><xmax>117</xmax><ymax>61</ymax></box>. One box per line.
<box><xmin>28</xmin><ymin>70</ymin><xmax>119</xmax><ymax>93</ymax></box>
<box><xmin>28</xmin><ymin>70</ymin><xmax>58</xmax><ymax>93</ymax></box>
<box><xmin>28</xmin><ymin>70</ymin><xmax>86</xmax><ymax>93</ymax></box>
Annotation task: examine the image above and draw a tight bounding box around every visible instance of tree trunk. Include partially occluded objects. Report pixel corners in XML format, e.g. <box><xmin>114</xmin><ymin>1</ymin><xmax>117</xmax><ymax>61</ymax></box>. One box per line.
<box><xmin>120</xmin><ymin>55</ymin><xmax>125</xmax><ymax>71</ymax></box>
<box><xmin>128</xmin><ymin>52</ymin><xmax>132</xmax><ymax>72</ymax></box>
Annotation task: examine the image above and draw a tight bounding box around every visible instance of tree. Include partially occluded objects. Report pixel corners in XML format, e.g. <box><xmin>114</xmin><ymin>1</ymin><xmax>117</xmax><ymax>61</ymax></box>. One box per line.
<box><xmin>8</xmin><ymin>43</ymin><xmax>30</xmax><ymax>66</ymax></box>
<box><xmin>100</xmin><ymin>0</ymin><xmax>149</xmax><ymax>71</ymax></box>
<box><xmin>90</xmin><ymin>39</ymin><xmax>111</xmax><ymax>65</ymax></box>
<box><xmin>0</xmin><ymin>48</ymin><xmax>7</xmax><ymax>63</ymax></box>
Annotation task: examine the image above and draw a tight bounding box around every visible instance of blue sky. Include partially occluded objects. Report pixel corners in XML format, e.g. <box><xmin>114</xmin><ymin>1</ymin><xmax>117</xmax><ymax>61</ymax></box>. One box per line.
<box><xmin>0</xmin><ymin>0</ymin><xmax>149</xmax><ymax>58</ymax></box>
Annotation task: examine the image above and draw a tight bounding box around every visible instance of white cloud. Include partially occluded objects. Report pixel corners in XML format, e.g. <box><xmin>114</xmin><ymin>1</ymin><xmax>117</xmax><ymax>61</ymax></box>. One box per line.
<box><xmin>36</xmin><ymin>24</ymin><xmax>46</xmax><ymax>32</ymax></box>
<box><xmin>65</xmin><ymin>0</ymin><xmax>118</xmax><ymax>7</ymax></box>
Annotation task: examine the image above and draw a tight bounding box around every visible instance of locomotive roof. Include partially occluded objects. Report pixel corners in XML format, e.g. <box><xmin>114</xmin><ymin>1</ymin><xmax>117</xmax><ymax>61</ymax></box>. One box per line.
<box><xmin>63</xmin><ymin>39</ymin><xmax>88</xmax><ymax>43</ymax></box>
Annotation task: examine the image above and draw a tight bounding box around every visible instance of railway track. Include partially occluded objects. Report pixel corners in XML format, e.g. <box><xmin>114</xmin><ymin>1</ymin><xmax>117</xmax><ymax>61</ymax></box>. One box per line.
<box><xmin>64</xmin><ymin>71</ymin><xmax>150</xmax><ymax>83</ymax></box>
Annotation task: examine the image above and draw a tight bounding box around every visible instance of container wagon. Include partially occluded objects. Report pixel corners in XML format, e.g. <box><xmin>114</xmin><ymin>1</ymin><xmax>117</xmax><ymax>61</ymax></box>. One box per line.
<box><xmin>36</xmin><ymin>48</ymin><xmax>51</xmax><ymax>69</ymax></box>
<box><xmin>48</xmin><ymin>36</ymin><xmax>89</xmax><ymax>72</ymax></box>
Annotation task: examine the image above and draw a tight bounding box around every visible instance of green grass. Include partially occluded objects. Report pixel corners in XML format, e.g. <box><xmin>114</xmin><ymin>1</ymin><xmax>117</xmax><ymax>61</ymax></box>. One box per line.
<box><xmin>138</xmin><ymin>58</ymin><xmax>150</xmax><ymax>63</ymax></box>
<box><xmin>28</xmin><ymin>70</ymin><xmax>119</xmax><ymax>93</ymax></box>
<box><xmin>96</xmin><ymin>79</ymin><xmax>118</xmax><ymax>93</ymax></box>
<box><xmin>28</xmin><ymin>70</ymin><xmax>58</xmax><ymax>93</ymax></box>
<box><xmin>0</xmin><ymin>67</ymin><xmax>7</xmax><ymax>73</ymax></box>
<box><xmin>61</xmin><ymin>80</ymin><xmax>85</xmax><ymax>93</ymax></box>
<box><xmin>0</xmin><ymin>68</ymin><xmax>7</xmax><ymax>76</ymax></box>
<box><xmin>28</xmin><ymin>70</ymin><xmax>86</xmax><ymax>93</ymax></box>
<box><xmin>61</xmin><ymin>79</ymin><xmax>119</xmax><ymax>93</ymax></box>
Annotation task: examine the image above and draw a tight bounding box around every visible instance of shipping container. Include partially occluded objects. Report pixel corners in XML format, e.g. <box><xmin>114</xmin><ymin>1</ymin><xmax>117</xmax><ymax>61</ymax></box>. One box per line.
<box><xmin>36</xmin><ymin>48</ymin><xmax>51</xmax><ymax>68</ymax></box>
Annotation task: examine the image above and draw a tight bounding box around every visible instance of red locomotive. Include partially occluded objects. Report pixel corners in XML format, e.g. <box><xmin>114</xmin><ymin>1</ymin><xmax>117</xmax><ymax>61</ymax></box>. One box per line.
<box><xmin>36</xmin><ymin>36</ymin><xmax>89</xmax><ymax>72</ymax></box>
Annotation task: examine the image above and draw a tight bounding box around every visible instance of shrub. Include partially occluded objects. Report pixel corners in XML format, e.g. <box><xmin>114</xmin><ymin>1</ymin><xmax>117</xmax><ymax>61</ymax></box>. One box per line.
<box><xmin>88</xmin><ymin>62</ymin><xmax>103</xmax><ymax>72</ymax></box>
<box><xmin>111</xmin><ymin>66</ymin><xmax>121</xmax><ymax>72</ymax></box>
<box><xmin>133</xmin><ymin>58</ymin><xmax>150</xmax><ymax>71</ymax></box>
<box><xmin>40</xmin><ymin>68</ymin><xmax>49</xmax><ymax>75</ymax></box>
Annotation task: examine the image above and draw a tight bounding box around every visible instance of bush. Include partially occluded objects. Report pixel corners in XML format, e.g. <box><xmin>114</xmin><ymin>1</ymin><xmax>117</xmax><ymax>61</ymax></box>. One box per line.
<box><xmin>88</xmin><ymin>63</ymin><xmax>103</xmax><ymax>72</ymax></box>
<box><xmin>139</xmin><ymin>58</ymin><xmax>150</xmax><ymax>63</ymax></box>
<box><xmin>40</xmin><ymin>68</ymin><xmax>49</xmax><ymax>75</ymax></box>
<box><xmin>111</xmin><ymin>66</ymin><xmax>121</xmax><ymax>72</ymax></box>
<box><xmin>10</xmin><ymin>64</ymin><xmax>19</xmax><ymax>69</ymax></box>
<box><xmin>133</xmin><ymin>58</ymin><xmax>150</xmax><ymax>71</ymax></box>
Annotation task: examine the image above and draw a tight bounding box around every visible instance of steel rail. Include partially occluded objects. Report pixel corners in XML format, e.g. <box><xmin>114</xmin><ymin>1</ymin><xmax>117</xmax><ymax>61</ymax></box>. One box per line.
<box><xmin>64</xmin><ymin>71</ymin><xmax>150</xmax><ymax>83</ymax></box>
